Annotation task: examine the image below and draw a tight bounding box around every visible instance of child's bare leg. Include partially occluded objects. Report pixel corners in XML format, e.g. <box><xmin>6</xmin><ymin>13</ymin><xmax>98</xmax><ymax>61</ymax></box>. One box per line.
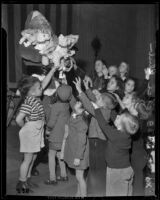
<box><xmin>75</xmin><ymin>182</ymin><xmax>81</xmax><ymax>197</ymax></box>
<box><xmin>48</xmin><ymin>149</ymin><xmax>57</xmax><ymax>180</ymax></box>
<box><xmin>19</xmin><ymin>153</ymin><xmax>33</xmax><ymax>181</ymax></box>
<box><xmin>27</xmin><ymin>153</ymin><xmax>37</xmax><ymax>178</ymax></box>
<box><xmin>76</xmin><ymin>169</ymin><xmax>87</xmax><ymax>197</ymax></box>
<box><xmin>57</xmin><ymin>151</ymin><xmax>67</xmax><ymax>177</ymax></box>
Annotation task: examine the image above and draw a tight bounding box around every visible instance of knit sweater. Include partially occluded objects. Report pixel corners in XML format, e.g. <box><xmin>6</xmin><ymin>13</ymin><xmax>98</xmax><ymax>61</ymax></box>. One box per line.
<box><xmin>95</xmin><ymin>108</ymin><xmax>131</xmax><ymax>168</ymax></box>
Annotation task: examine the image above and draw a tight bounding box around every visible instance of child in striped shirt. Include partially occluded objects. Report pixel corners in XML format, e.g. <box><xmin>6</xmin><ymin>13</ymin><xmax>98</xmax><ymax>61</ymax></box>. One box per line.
<box><xmin>15</xmin><ymin>66</ymin><xmax>58</xmax><ymax>193</ymax></box>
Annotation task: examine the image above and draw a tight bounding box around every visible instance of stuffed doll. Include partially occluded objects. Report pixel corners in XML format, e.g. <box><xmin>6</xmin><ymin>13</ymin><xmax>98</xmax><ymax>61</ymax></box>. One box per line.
<box><xmin>19</xmin><ymin>10</ymin><xmax>79</xmax><ymax>70</ymax></box>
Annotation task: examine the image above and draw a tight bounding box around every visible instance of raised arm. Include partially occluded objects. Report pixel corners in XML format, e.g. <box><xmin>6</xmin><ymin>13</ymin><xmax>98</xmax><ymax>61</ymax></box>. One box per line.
<box><xmin>73</xmin><ymin>77</ymin><xmax>95</xmax><ymax>116</ymax></box>
<box><xmin>91</xmin><ymin>102</ymin><xmax>119</xmax><ymax>140</ymax></box>
<box><xmin>83</xmin><ymin>78</ymin><xmax>96</xmax><ymax>102</ymax></box>
<box><xmin>136</xmin><ymin>68</ymin><xmax>151</xmax><ymax>97</ymax></box>
<box><xmin>79</xmin><ymin>92</ymin><xmax>95</xmax><ymax>116</ymax></box>
<box><xmin>41</xmin><ymin>66</ymin><xmax>58</xmax><ymax>90</ymax></box>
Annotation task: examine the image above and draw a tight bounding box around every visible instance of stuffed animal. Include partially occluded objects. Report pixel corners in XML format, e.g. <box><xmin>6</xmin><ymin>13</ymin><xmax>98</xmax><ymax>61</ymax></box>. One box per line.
<box><xmin>19</xmin><ymin>10</ymin><xmax>79</xmax><ymax>70</ymax></box>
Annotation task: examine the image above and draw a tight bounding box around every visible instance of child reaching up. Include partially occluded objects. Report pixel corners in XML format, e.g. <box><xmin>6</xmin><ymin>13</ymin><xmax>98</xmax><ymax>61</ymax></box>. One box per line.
<box><xmin>92</xmin><ymin>102</ymin><xmax>139</xmax><ymax>196</ymax></box>
<box><xmin>61</xmin><ymin>97</ymin><xmax>89</xmax><ymax>197</ymax></box>
<box><xmin>15</xmin><ymin>66</ymin><xmax>58</xmax><ymax>193</ymax></box>
<box><xmin>73</xmin><ymin>77</ymin><xmax>139</xmax><ymax>196</ymax></box>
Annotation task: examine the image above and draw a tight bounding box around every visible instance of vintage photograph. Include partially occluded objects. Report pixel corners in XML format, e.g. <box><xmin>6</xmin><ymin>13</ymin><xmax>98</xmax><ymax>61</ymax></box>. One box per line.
<box><xmin>2</xmin><ymin>3</ymin><xmax>158</xmax><ymax>197</ymax></box>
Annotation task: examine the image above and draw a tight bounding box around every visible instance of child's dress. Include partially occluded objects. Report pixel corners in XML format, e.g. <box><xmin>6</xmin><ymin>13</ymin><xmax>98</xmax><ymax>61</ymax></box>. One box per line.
<box><xmin>64</xmin><ymin>114</ymin><xmax>89</xmax><ymax>170</ymax></box>
<box><xmin>18</xmin><ymin>96</ymin><xmax>45</xmax><ymax>153</ymax></box>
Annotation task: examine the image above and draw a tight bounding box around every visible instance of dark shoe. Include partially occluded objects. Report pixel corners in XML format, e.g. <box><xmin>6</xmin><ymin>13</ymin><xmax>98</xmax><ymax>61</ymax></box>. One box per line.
<box><xmin>44</xmin><ymin>179</ymin><xmax>58</xmax><ymax>185</ymax></box>
<box><xmin>57</xmin><ymin>176</ymin><xmax>68</xmax><ymax>181</ymax></box>
<box><xmin>16</xmin><ymin>181</ymin><xmax>33</xmax><ymax>194</ymax></box>
<box><xmin>27</xmin><ymin>178</ymin><xmax>39</xmax><ymax>188</ymax></box>
<box><xmin>31</xmin><ymin>168</ymin><xmax>39</xmax><ymax>176</ymax></box>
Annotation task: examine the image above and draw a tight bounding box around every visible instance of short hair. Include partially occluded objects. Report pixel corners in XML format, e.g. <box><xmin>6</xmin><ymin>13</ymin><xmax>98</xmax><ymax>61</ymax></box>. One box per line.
<box><xmin>17</xmin><ymin>75</ymin><xmax>40</xmax><ymax>99</ymax></box>
<box><xmin>111</xmin><ymin>75</ymin><xmax>124</xmax><ymax>91</ymax></box>
<box><xmin>121</xmin><ymin>110</ymin><xmax>139</xmax><ymax>135</ymax></box>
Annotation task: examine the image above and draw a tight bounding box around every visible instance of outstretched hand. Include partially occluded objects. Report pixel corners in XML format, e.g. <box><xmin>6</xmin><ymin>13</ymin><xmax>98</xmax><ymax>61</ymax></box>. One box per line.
<box><xmin>73</xmin><ymin>77</ymin><xmax>82</xmax><ymax>94</ymax></box>
<box><xmin>144</xmin><ymin>68</ymin><xmax>151</xmax><ymax>80</ymax></box>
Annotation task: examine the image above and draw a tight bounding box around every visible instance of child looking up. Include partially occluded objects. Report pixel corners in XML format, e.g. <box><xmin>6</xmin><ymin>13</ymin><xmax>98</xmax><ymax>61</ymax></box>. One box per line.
<box><xmin>73</xmin><ymin>77</ymin><xmax>117</xmax><ymax>196</ymax></box>
<box><xmin>73</xmin><ymin>77</ymin><xmax>139</xmax><ymax>196</ymax></box>
<box><xmin>92</xmin><ymin>59</ymin><xmax>107</xmax><ymax>91</ymax></box>
<box><xmin>15</xmin><ymin>66</ymin><xmax>58</xmax><ymax>193</ymax></box>
<box><xmin>62</xmin><ymin>99</ymin><xmax>89</xmax><ymax>197</ymax></box>
<box><xmin>119</xmin><ymin>61</ymin><xmax>129</xmax><ymax>81</ymax></box>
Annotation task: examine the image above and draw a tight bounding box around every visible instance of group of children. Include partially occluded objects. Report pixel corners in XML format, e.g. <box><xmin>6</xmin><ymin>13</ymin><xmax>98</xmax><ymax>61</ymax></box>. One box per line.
<box><xmin>15</xmin><ymin>58</ymin><xmax>152</xmax><ymax>196</ymax></box>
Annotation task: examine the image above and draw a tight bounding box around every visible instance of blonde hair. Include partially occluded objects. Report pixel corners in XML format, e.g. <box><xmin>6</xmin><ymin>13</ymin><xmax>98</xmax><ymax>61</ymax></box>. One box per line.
<box><xmin>121</xmin><ymin>111</ymin><xmax>139</xmax><ymax>135</ymax></box>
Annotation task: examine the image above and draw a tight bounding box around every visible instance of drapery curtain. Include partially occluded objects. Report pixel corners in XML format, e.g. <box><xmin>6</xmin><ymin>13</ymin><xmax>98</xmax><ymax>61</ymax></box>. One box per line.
<box><xmin>2</xmin><ymin>4</ymin><xmax>72</xmax><ymax>88</ymax></box>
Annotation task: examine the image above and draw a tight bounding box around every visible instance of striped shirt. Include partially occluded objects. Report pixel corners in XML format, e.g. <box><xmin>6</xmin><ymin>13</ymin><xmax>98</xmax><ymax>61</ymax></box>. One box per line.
<box><xmin>19</xmin><ymin>96</ymin><xmax>45</xmax><ymax>121</ymax></box>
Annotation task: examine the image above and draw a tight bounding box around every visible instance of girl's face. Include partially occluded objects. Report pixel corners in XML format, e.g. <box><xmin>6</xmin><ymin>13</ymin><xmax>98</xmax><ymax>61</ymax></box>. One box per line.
<box><xmin>74</xmin><ymin>101</ymin><xmax>84</xmax><ymax>114</ymax></box>
<box><xmin>122</xmin><ymin>94</ymin><xmax>133</xmax><ymax>109</ymax></box>
<box><xmin>125</xmin><ymin>80</ymin><xmax>135</xmax><ymax>94</ymax></box>
<box><xmin>107</xmin><ymin>77</ymin><xmax>118</xmax><ymax>92</ymax></box>
<box><xmin>119</xmin><ymin>62</ymin><xmax>128</xmax><ymax>74</ymax></box>
<box><xmin>29</xmin><ymin>81</ymin><xmax>43</xmax><ymax>97</ymax></box>
<box><xmin>108</xmin><ymin>66</ymin><xmax>118</xmax><ymax>77</ymax></box>
<box><xmin>95</xmin><ymin>60</ymin><xmax>103</xmax><ymax>73</ymax></box>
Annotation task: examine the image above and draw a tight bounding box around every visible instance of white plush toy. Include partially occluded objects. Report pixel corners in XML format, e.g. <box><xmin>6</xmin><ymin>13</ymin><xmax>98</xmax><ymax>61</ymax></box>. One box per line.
<box><xmin>19</xmin><ymin>10</ymin><xmax>79</xmax><ymax>70</ymax></box>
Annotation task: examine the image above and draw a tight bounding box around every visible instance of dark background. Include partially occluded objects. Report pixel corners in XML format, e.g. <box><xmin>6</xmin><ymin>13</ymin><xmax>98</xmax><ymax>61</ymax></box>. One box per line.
<box><xmin>2</xmin><ymin>4</ymin><xmax>158</xmax><ymax>88</ymax></box>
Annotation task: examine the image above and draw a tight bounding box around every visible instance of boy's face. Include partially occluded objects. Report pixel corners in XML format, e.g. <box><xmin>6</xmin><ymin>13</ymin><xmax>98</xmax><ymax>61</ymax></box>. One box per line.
<box><xmin>107</xmin><ymin>77</ymin><xmax>118</xmax><ymax>92</ymax></box>
<box><xmin>95</xmin><ymin>60</ymin><xmax>103</xmax><ymax>73</ymax></box>
<box><xmin>29</xmin><ymin>81</ymin><xmax>43</xmax><ymax>97</ymax></box>
<box><xmin>125</xmin><ymin>80</ymin><xmax>135</xmax><ymax>94</ymax></box>
<box><xmin>119</xmin><ymin>62</ymin><xmax>128</xmax><ymax>74</ymax></box>
<box><xmin>108</xmin><ymin>66</ymin><xmax>118</xmax><ymax>76</ymax></box>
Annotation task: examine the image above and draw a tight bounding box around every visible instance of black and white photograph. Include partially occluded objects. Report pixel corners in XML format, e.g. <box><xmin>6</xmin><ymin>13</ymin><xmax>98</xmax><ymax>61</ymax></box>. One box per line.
<box><xmin>2</xmin><ymin>3</ymin><xmax>159</xmax><ymax>198</ymax></box>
